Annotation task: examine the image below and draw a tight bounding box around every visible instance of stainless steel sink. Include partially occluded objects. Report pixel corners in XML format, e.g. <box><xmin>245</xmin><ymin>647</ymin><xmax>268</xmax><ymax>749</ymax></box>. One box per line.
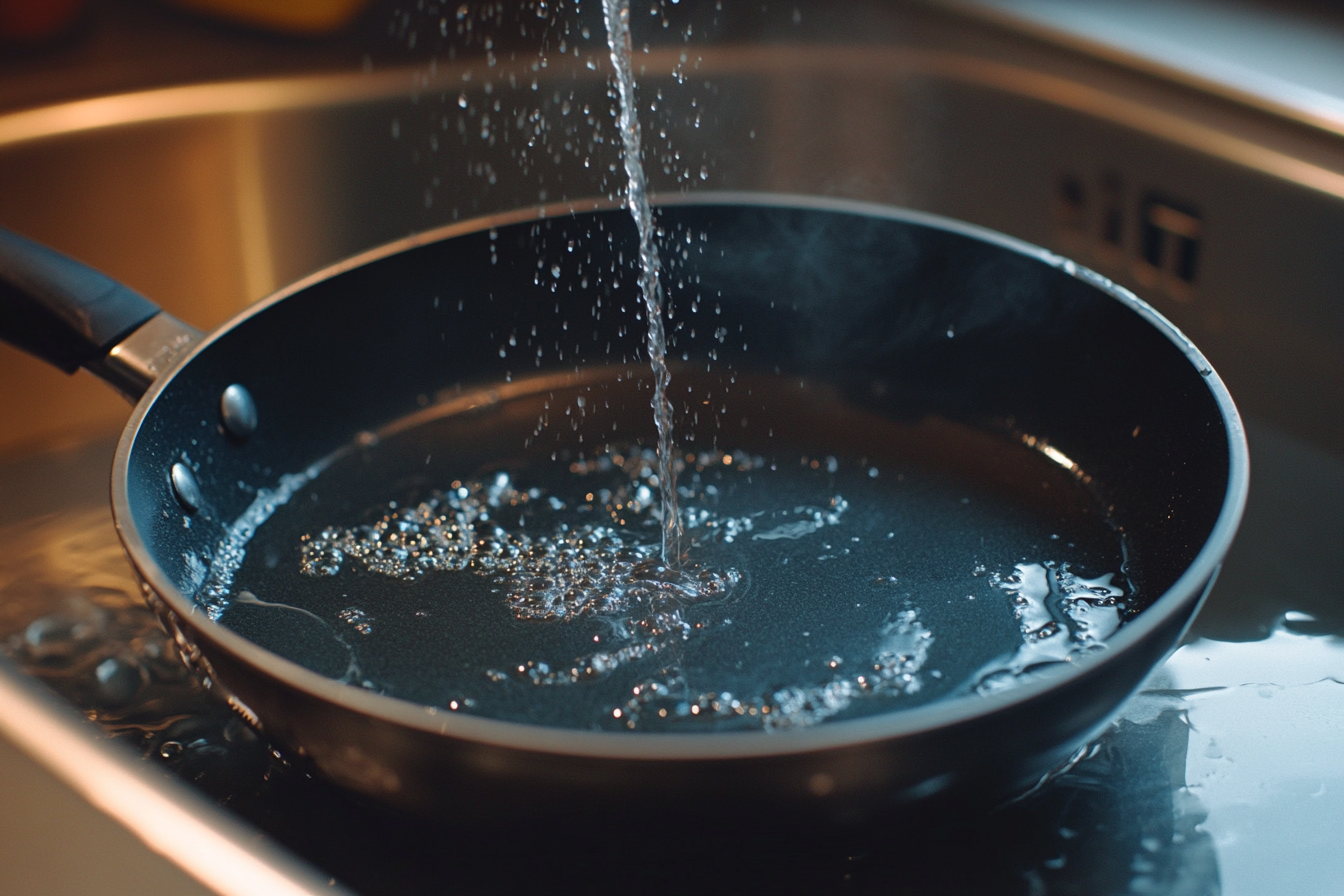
<box><xmin>3</xmin><ymin>2</ymin><xmax>1343</xmax><ymax>454</ymax></box>
<box><xmin>1</xmin><ymin>3</ymin><xmax>1342</xmax><ymax>893</ymax></box>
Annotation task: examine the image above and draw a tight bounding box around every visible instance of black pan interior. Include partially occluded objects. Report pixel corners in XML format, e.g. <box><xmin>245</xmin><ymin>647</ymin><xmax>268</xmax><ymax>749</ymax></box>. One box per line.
<box><xmin>123</xmin><ymin>201</ymin><xmax>1230</xmax><ymax>726</ymax></box>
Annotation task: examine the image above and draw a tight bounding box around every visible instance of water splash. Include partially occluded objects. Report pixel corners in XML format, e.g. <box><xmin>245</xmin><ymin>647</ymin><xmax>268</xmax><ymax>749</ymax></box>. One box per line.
<box><xmin>299</xmin><ymin>447</ymin><xmax>739</xmax><ymax>690</ymax></box>
<box><xmin>299</xmin><ymin>459</ymin><xmax>736</xmax><ymax>627</ymax></box>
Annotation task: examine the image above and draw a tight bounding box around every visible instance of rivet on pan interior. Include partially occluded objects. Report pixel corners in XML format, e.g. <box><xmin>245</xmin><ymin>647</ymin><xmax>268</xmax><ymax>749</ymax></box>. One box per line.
<box><xmin>170</xmin><ymin>462</ymin><xmax>202</xmax><ymax>512</ymax></box>
<box><xmin>220</xmin><ymin>383</ymin><xmax>258</xmax><ymax>439</ymax></box>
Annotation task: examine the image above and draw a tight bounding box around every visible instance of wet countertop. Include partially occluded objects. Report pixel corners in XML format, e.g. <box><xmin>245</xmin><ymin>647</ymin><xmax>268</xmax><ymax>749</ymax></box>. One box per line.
<box><xmin>0</xmin><ymin>412</ymin><xmax>1339</xmax><ymax>896</ymax></box>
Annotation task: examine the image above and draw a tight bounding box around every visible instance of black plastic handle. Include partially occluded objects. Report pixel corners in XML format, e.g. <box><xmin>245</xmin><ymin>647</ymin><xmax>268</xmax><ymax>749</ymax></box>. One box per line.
<box><xmin>0</xmin><ymin>228</ymin><xmax>160</xmax><ymax>373</ymax></box>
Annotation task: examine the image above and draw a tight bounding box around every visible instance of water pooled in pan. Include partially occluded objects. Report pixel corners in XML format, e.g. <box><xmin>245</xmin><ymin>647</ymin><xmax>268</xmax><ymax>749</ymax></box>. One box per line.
<box><xmin>193</xmin><ymin>7</ymin><xmax>1137</xmax><ymax>732</ymax></box>
<box><xmin>212</xmin><ymin>371</ymin><xmax>1133</xmax><ymax>732</ymax></box>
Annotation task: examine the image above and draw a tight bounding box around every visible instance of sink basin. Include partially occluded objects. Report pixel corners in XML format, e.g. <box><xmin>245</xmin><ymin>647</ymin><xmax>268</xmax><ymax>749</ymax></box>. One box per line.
<box><xmin>1</xmin><ymin>5</ymin><xmax>1342</xmax><ymax>454</ymax></box>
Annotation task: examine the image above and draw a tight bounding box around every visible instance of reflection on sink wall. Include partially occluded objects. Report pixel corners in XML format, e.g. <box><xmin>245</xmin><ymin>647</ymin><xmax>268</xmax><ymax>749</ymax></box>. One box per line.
<box><xmin>2</xmin><ymin>7</ymin><xmax>1343</xmax><ymax>463</ymax></box>
<box><xmin>0</xmin><ymin>50</ymin><xmax>923</xmax><ymax>450</ymax></box>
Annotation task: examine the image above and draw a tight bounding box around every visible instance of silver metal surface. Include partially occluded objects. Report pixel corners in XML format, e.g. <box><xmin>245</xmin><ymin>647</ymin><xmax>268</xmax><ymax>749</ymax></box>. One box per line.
<box><xmin>170</xmin><ymin>462</ymin><xmax>202</xmax><ymax>513</ymax></box>
<box><xmin>87</xmin><ymin>312</ymin><xmax>204</xmax><ymax>401</ymax></box>
<box><xmin>941</xmin><ymin>0</ymin><xmax>1344</xmax><ymax>138</ymax></box>
<box><xmin>0</xmin><ymin>653</ymin><xmax>350</xmax><ymax>896</ymax></box>
<box><xmin>220</xmin><ymin>383</ymin><xmax>257</xmax><ymax>440</ymax></box>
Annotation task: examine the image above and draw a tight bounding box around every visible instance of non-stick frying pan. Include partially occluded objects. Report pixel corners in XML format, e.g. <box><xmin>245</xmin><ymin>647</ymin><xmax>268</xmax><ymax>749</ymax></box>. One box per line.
<box><xmin>0</xmin><ymin>194</ymin><xmax>1247</xmax><ymax>822</ymax></box>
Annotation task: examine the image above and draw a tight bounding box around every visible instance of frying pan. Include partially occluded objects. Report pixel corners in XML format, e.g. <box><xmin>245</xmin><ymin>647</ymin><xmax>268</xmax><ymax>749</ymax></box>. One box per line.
<box><xmin>0</xmin><ymin>194</ymin><xmax>1247</xmax><ymax>823</ymax></box>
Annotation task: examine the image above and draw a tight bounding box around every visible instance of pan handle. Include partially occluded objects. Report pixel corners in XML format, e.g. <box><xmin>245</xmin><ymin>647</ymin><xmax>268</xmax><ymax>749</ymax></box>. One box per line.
<box><xmin>0</xmin><ymin>228</ymin><xmax>202</xmax><ymax>400</ymax></box>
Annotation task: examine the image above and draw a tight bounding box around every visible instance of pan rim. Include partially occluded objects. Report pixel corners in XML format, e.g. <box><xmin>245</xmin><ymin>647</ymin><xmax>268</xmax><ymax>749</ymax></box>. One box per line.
<box><xmin>109</xmin><ymin>191</ymin><xmax>1249</xmax><ymax>762</ymax></box>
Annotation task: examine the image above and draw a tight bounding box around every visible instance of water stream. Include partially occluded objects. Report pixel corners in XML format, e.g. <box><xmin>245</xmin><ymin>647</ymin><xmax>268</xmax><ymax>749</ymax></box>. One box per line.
<box><xmin>601</xmin><ymin>0</ymin><xmax>683</xmax><ymax>566</ymax></box>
